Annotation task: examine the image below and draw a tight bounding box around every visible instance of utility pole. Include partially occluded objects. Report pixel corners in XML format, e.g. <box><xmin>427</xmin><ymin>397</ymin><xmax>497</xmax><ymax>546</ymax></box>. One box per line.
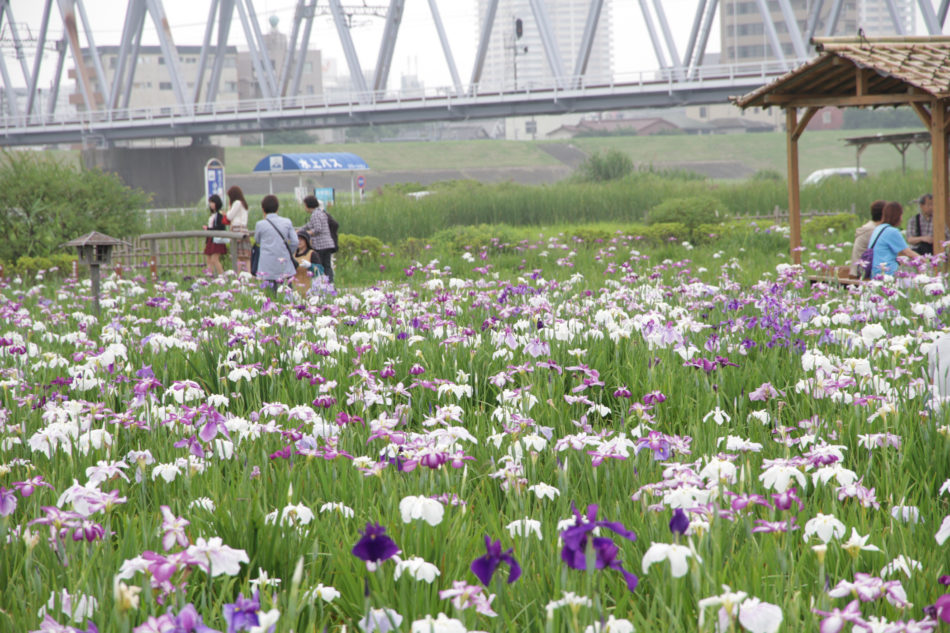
<box><xmin>507</xmin><ymin>17</ymin><xmax>528</xmax><ymax>90</ymax></box>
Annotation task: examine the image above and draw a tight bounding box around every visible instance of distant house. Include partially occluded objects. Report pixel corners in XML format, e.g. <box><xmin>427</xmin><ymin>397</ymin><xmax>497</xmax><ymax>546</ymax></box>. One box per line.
<box><xmin>546</xmin><ymin>117</ymin><xmax>679</xmax><ymax>139</ymax></box>
<box><xmin>706</xmin><ymin>118</ymin><xmax>775</xmax><ymax>134</ymax></box>
<box><xmin>805</xmin><ymin>107</ymin><xmax>844</xmax><ymax>131</ymax></box>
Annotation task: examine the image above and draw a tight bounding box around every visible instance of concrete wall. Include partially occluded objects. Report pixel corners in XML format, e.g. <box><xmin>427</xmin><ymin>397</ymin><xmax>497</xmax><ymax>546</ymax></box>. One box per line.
<box><xmin>83</xmin><ymin>145</ymin><xmax>224</xmax><ymax>208</ymax></box>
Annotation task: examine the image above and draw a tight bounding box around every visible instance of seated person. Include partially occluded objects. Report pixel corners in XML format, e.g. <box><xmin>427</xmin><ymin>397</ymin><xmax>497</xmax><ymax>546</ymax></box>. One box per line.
<box><xmin>869</xmin><ymin>201</ymin><xmax>919</xmax><ymax>277</ymax></box>
<box><xmin>906</xmin><ymin>193</ymin><xmax>950</xmax><ymax>255</ymax></box>
<box><xmin>293</xmin><ymin>231</ymin><xmax>324</xmax><ymax>295</ymax></box>
<box><xmin>849</xmin><ymin>200</ymin><xmax>885</xmax><ymax>277</ymax></box>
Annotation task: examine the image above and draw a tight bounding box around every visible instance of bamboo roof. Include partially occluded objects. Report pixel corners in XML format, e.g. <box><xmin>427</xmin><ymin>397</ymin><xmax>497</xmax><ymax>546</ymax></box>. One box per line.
<box><xmin>734</xmin><ymin>36</ymin><xmax>950</xmax><ymax>109</ymax></box>
<box><xmin>62</xmin><ymin>231</ymin><xmax>128</xmax><ymax>248</ymax></box>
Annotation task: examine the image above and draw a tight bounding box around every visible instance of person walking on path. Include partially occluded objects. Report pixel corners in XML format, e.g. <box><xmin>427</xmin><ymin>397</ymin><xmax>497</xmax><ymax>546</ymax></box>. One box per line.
<box><xmin>302</xmin><ymin>195</ymin><xmax>336</xmax><ymax>284</ymax></box>
<box><xmin>226</xmin><ymin>185</ymin><xmax>251</xmax><ymax>274</ymax></box>
<box><xmin>254</xmin><ymin>195</ymin><xmax>297</xmax><ymax>293</ymax></box>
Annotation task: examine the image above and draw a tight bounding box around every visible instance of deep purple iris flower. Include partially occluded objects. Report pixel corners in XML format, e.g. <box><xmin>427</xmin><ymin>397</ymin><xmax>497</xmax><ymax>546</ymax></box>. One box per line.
<box><xmin>925</xmin><ymin>594</ymin><xmax>950</xmax><ymax>623</ymax></box>
<box><xmin>352</xmin><ymin>523</ymin><xmax>399</xmax><ymax>564</ymax></box>
<box><xmin>669</xmin><ymin>509</ymin><xmax>689</xmax><ymax>535</ymax></box>
<box><xmin>223</xmin><ymin>592</ymin><xmax>261</xmax><ymax>633</ymax></box>
<box><xmin>560</xmin><ymin>503</ymin><xmax>638</xmax><ymax>592</ymax></box>
<box><xmin>470</xmin><ymin>535</ymin><xmax>521</xmax><ymax>587</ymax></box>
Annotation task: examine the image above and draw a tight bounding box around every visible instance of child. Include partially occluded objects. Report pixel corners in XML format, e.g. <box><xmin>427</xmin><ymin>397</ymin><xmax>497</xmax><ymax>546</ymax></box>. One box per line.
<box><xmin>293</xmin><ymin>231</ymin><xmax>325</xmax><ymax>296</ymax></box>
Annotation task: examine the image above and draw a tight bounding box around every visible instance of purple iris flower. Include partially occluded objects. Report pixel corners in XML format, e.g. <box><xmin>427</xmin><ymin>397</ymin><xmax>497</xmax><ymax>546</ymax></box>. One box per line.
<box><xmin>470</xmin><ymin>535</ymin><xmax>521</xmax><ymax>587</ymax></box>
<box><xmin>560</xmin><ymin>503</ymin><xmax>638</xmax><ymax>592</ymax></box>
<box><xmin>352</xmin><ymin>523</ymin><xmax>399</xmax><ymax>564</ymax></box>
<box><xmin>223</xmin><ymin>592</ymin><xmax>261</xmax><ymax>633</ymax></box>
<box><xmin>135</xmin><ymin>365</ymin><xmax>156</xmax><ymax>379</ymax></box>
<box><xmin>669</xmin><ymin>509</ymin><xmax>689</xmax><ymax>535</ymax></box>
<box><xmin>930</xmin><ymin>594</ymin><xmax>950</xmax><ymax>623</ymax></box>
<box><xmin>171</xmin><ymin>604</ymin><xmax>220</xmax><ymax>633</ymax></box>
<box><xmin>0</xmin><ymin>486</ymin><xmax>16</xmax><ymax>517</ymax></box>
<box><xmin>772</xmin><ymin>487</ymin><xmax>804</xmax><ymax>512</ymax></box>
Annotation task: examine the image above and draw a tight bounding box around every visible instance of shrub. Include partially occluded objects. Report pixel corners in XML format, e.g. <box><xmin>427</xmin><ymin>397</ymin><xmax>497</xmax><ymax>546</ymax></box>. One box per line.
<box><xmin>647</xmin><ymin>197</ymin><xmax>725</xmax><ymax>229</ymax></box>
<box><xmin>575</xmin><ymin>149</ymin><xmax>634</xmax><ymax>182</ymax></box>
<box><xmin>802</xmin><ymin>212</ymin><xmax>855</xmax><ymax>237</ymax></box>
<box><xmin>752</xmin><ymin>169</ymin><xmax>783</xmax><ymax>181</ymax></box>
<box><xmin>1</xmin><ymin>253</ymin><xmax>78</xmax><ymax>280</ymax></box>
<box><xmin>430</xmin><ymin>224</ymin><xmax>520</xmax><ymax>253</ymax></box>
<box><xmin>0</xmin><ymin>151</ymin><xmax>150</xmax><ymax>262</ymax></box>
<box><xmin>338</xmin><ymin>234</ymin><xmax>385</xmax><ymax>263</ymax></box>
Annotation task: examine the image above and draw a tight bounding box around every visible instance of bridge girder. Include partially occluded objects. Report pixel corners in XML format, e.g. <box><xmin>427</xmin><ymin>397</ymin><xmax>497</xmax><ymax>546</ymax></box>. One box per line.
<box><xmin>0</xmin><ymin>0</ymin><xmax>944</xmax><ymax>145</ymax></box>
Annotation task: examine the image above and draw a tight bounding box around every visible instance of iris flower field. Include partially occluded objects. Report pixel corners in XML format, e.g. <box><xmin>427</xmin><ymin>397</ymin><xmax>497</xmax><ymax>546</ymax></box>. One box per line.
<box><xmin>1</xmin><ymin>232</ymin><xmax>949</xmax><ymax>633</ymax></box>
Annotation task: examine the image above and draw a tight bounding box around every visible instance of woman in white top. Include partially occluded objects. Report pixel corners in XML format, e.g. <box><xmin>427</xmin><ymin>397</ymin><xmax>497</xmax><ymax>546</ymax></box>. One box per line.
<box><xmin>226</xmin><ymin>185</ymin><xmax>251</xmax><ymax>273</ymax></box>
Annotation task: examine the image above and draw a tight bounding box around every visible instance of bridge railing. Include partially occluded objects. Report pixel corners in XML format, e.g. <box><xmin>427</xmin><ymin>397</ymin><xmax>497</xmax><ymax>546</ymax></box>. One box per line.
<box><xmin>111</xmin><ymin>230</ymin><xmax>246</xmax><ymax>278</ymax></box>
<box><xmin>0</xmin><ymin>58</ymin><xmax>806</xmax><ymax>133</ymax></box>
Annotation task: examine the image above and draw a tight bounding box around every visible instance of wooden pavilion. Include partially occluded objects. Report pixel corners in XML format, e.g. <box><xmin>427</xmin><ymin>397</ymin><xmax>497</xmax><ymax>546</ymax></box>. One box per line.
<box><xmin>733</xmin><ymin>36</ymin><xmax>950</xmax><ymax>266</ymax></box>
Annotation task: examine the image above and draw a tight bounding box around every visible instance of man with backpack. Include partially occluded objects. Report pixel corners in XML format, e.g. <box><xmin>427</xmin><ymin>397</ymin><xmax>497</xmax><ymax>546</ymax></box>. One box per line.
<box><xmin>302</xmin><ymin>195</ymin><xmax>339</xmax><ymax>284</ymax></box>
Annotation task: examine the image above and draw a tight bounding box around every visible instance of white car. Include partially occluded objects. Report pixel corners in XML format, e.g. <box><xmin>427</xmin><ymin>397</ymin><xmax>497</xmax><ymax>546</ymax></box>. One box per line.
<box><xmin>803</xmin><ymin>167</ymin><xmax>868</xmax><ymax>186</ymax></box>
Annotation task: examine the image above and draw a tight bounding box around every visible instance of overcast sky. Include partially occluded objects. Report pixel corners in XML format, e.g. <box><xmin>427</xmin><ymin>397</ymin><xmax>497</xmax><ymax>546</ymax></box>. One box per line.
<box><xmin>3</xmin><ymin>1</ymin><xmax>943</xmax><ymax>95</ymax></box>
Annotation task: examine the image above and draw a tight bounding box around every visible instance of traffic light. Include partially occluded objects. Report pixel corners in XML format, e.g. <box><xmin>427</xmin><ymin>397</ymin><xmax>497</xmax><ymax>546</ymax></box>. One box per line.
<box><xmin>515</xmin><ymin>18</ymin><xmax>523</xmax><ymax>39</ymax></box>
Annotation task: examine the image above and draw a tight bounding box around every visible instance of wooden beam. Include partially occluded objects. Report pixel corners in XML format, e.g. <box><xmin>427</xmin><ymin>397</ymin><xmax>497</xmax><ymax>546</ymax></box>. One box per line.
<box><xmin>855</xmin><ymin>68</ymin><xmax>868</xmax><ymax>96</ymax></box>
<box><xmin>933</xmin><ymin>101</ymin><xmax>948</xmax><ymax>268</ymax></box>
<box><xmin>787</xmin><ymin>107</ymin><xmax>802</xmax><ymax>266</ymax></box>
<box><xmin>764</xmin><ymin>93</ymin><xmax>933</xmax><ymax>107</ymax></box>
<box><xmin>792</xmin><ymin>106</ymin><xmax>819</xmax><ymax>141</ymax></box>
<box><xmin>912</xmin><ymin>102</ymin><xmax>932</xmax><ymax>129</ymax></box>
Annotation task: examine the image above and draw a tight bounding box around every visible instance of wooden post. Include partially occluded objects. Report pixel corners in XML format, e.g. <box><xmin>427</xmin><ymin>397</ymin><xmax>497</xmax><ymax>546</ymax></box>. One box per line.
<box><xmin>933</xmin><ymin>101</ymin><xmax>948</xmax><ymax>266</ymax></box>
<box><xmin>229</xmin><ymin>235</ymin><xmax>239</xmax><ymax>272</ymax></box>
<box><xmin>149</xmin><ymin>239</ymin><xmax>158</xmax><ymax>281</ymax></box>
<box><xmin>786</xmin><ymin>107</ymin><xmax>802</xmax><ymax>265</ymax></box>
<box><xmin>90</xmin><ymin>262</ymin><xmax>101</xmax><ymax>317</ymax></box>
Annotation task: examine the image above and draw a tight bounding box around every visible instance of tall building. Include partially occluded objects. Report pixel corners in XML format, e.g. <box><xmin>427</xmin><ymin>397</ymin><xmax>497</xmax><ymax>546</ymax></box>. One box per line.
<box><xmin>858</xmin><ymin>0</ymin><xmax>914</xmax><ymax>36</ymax></box>
<box><xmin>720</xmin><ymin>1</ymin><xmax>914</xmax><ymax>66</ymax></box>
<box><xmin>720</xmin><ymin>1</ymin><xmax>858</xmax><ymax>64</ymax></box>
<box><xmin>237</xmin><ymin>16</ymin><xmax>322</xmax><ymax>101</ymax></box>
<box><xmin>474</xmin><ymin>0</ymin><xmax>613</xmax><ymax>91</ymax></box>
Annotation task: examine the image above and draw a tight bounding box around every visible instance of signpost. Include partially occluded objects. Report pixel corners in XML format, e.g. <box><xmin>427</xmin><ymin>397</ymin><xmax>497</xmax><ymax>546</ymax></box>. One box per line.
<box><xmin>357</xmin><ymin>175</ymin><xmax>366</xmax><ymax>202</ymax></box>
<box><xmin>314</xmin><ymin>187</ymin><xmax>335</xmax><ymax>208</ymax></box>
<box><xmin>205</xmin><ymin>158</ymin><xmax>225</xmax><ymax>201</ymax></box>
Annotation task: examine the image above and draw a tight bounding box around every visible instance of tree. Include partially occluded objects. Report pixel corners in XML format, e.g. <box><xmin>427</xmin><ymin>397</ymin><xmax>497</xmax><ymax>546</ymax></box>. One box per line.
<box><xmin>0</xmin><ymin>151</ymin><xmax>150</xmax><ymax>262</ymax></box>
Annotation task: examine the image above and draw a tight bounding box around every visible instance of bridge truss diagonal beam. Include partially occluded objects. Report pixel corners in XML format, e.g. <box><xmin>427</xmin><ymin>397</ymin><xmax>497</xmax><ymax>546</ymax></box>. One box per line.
<box><xmin>374</xmin><ymin>0</ymin><xmax>405</xmax><ymax>92</ymax></box>
<box><xmin>528</xmin><ymin>0</ymin><xmax>567</xmax><ymax>87</ymax></box>
<box><xmin>288</xmin><ymin>0</ymin><xmax>317</xmax><ymax>98</ymax></box>
<box><xmin>470</xmin><ymin>0</ymin><xmax>499</xmax><ymax>89</ymax></box>
<box><xmin>329</xmin><ymin>0</ymin><xmax>369</xmax><ymax>97</ymax></box>
<box><xmin>573</xmin><ymin>0</ymin><xmax>604</xmax><ymax>86</ymax></box>
<box><xmin>427</xmin><ymin>0</ymin><xmax>463</xmax><ymax>96</ymax></box>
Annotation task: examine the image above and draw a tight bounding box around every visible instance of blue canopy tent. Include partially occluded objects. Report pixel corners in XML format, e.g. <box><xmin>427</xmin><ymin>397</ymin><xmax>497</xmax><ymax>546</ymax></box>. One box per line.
<box><xmin>252</xmin><ymin>152</ymin><xmax>370</xmax><ymax>201</ymax></box>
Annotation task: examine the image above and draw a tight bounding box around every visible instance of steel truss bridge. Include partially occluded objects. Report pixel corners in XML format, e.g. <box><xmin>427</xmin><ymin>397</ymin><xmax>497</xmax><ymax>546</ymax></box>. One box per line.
<box><xmin>0</xmin><ymin>0</ymin><xmax>947</xmax><ymax>147</ymax></box>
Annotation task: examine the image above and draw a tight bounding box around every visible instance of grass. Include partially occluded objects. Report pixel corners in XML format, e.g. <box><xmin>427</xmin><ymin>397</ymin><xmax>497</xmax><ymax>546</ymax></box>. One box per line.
<box><xmin>218</xmin><ymin>127</ymin><xmax>927</xmax><ymax>179</ymax></box>
<box><xmin>570</xmin><ymin>127</ymin><xmax>928</xmax><ymax>177</ymax></box>
<box><xmin>222</xmin><ymin>140</ymin><xmax>561</xmax><ymax>173</ymax></box>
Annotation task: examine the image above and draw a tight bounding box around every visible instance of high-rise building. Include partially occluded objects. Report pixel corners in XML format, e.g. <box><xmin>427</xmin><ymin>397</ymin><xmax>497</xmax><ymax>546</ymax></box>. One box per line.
<box><xmin>720</xmin><ymin>1</ymin><xmax>914</xmax><ymax>66</ymax></box>
<box><xmin>858</xmin><ymin>0</ymin><xmax>914</xmax><ymax>36</ymax></box>
<box><xmin>237</xmin><ymin>16</ymin><xmax>322</xmax><ymax>101</ymax></box>
<box><xmin>720</xmin><ymin>1</ymin><xmax>858</xmax><ymax>65</ymax></box>
<box><xmin>474</xmin><ymin>0</ymin><xmax>613</xmax><ymax>91</ymax></box>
